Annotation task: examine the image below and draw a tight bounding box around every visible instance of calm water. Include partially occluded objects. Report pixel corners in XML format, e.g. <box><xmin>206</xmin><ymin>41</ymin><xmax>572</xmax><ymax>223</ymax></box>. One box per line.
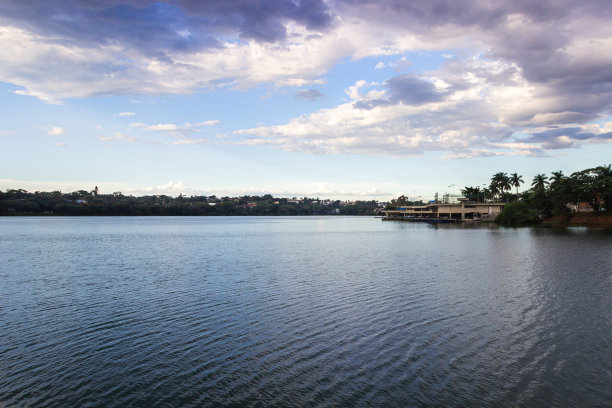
<box><xmin>1</xmin><ymin>216</ymin><xmax>611</xmax><ymax>407</ymax></box>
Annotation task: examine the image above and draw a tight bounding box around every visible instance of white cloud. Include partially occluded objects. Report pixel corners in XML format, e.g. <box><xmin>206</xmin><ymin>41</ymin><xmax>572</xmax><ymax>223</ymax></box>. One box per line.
<box><xmin>152</xmin><ymin>180</ymin><xmax>188</xmax><ymax>194</ymax></box>
<box><xmin>1</xmin><ymin>3</ymin><xmax>611</xmax><ymax>159</ymax></box>
<box><xmin>117</xmin><ymin>112</ymin><xmax>135</xmax><ymax>117</ymax></box>
<box><xmin>193</xmin><ymin>120</ymin><xmax>219</xmax><ymax>127</ymax></box>
<box><xmin>145</xmin><ymin>123</ymin><xmax>181</xmax><ymax>132</ymax></box>
<box><xmin>0</xmin><ymin>13</ymin><xmax>468</xmax><ymax>103</ymax></box>
<box><xmin>233</xmin><ymin>57</ymin><xmax>611</xmax><ymax>157</ymax></box>
<box><xmin>54</xmin><ymin>142</ymin><xmax>67</xmax><ymax>147</ymax></box>
<box><xmin>0</xmin><ymin>176</ymin><xmax>414</xmax><ymax>200</ymax></box>
<box><xmin>48</xmin><ymin>126</ymin><xmax>64</xmax><ymax>136</ymax></box>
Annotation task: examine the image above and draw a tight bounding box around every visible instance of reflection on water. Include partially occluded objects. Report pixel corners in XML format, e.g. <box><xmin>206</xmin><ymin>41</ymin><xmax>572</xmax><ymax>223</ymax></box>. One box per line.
<box><xmin>0</xmin><ymin>217</ymin><xmax>611</xmax><ymax>407</ymax></box>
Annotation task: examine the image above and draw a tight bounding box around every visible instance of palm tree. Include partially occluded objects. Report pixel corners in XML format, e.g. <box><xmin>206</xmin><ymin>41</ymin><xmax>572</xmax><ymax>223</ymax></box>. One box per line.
<box><xmin>531</xmin><ymin>174</ymin><xmax>549</xmax><ymax>190</ymax></box>
<box><xmin>510</xmin><ymin>173</ymin><xmax>524</xmax><ymax>198</ymax></box>
<box><xmin>489</xmin><ymin>183</ymin><xmax>500</xmax><ymax>201</ymax></box>
<box><xmin>491</xmin><ymin>172</ymin><xmax>511</xmax><ymax>201</ymax></box>
<box><xmin>550</xmin><ymin>171</ymin><xmax>564</xmax><ymax>189</ymax></box>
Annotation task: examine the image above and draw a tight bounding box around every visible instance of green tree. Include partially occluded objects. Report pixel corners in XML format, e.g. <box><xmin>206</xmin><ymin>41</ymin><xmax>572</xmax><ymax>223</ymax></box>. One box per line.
<box><xmin>550</xmin><ymin>171</ymin><xmax>564</xmax><ymax>190</ymax></box>
<box><xmin>496</xmin><ymin>202</ymin><xmax>537</xmax><ymax>225</ymax></box>
<box><xmin>510</xmin><ymin>173</ymin><xmax>524</xmax><ymax>198</ymax></box>
<box><xmin>461</xmin><ymin>186</ymin><xmax>481</xmax><ymax>202</ymax></box>
<box><xmin>491</xmin><ymin>172</ymin><xmax>511</xmax><ymax>201</ymax></box>
<box><xmin>531</xmin><ymin>174</ymin><xmax>549</xmax><ymax>191</ymax></box>
<box><xmin>569</xmin><ymin>165</ymin><xmax>612</xmax><ymax>212</ymax></box>
<box><xmin>596</xmin><ymin>164</ymin><xmax>612</xmax><ymax>212</ymax></box>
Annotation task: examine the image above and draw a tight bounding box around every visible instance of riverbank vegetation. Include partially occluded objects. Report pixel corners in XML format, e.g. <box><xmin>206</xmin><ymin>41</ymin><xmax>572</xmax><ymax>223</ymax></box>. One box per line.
<box><xmin>461</xmin><ymin>164</ymin><xmax>611</xmax><ymax>226</ymax></box>
<box><xmin>0</xmin><ymin>191</ymin><xmax>380</xmax><ymax>216</ymax></box>
<box><xmin>2</xmin><ymin>164</ymin><xmax>609</xmax><ymax>222</ymax></box>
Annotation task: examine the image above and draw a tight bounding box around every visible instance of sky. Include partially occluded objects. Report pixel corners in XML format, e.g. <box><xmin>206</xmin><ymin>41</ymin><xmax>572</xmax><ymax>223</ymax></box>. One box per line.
<box><xmin>1</xmin><ymin>0</ymin><xmax>611</xmax><ymax>200</ymax></box>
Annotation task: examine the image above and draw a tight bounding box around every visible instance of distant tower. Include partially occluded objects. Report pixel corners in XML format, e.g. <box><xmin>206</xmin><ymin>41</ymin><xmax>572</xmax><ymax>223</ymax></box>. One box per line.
<box><xmin>434</xmin><ymin>192</ymin><xmax>438</xmax><ymax>203</ymax></box>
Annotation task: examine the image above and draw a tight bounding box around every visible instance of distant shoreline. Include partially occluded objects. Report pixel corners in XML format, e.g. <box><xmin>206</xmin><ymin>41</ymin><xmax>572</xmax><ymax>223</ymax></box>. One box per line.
<box><xmin>2</xmin><ymin>213</ymin><xmax>611</xmax><ymax>228</ymax></box>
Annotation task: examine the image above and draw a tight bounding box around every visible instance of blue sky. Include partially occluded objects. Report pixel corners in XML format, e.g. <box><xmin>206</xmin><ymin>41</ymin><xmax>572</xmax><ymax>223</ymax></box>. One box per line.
<box><xmin>1</xmin><ymin>0</ymin><xmax>611</xmax><ymax>200</ymax></box>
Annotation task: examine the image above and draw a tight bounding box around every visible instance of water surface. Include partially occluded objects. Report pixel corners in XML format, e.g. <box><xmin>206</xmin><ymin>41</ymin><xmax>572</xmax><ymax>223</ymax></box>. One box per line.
<box><xmin>1</xmin><ymin>217</ymin><xmax>611</xmax><ymax>407</ymax></box>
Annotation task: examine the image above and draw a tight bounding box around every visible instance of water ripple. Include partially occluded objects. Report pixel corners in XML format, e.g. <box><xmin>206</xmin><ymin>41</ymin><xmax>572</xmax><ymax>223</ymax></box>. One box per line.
<box><xmin>1</xmin><ymin>217</ymin><xmax>611</xmax><ymax>407</ymax></box>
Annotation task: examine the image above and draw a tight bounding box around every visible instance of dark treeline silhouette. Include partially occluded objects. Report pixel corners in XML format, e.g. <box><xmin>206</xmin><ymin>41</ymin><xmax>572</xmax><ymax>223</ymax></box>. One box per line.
<box><xmin>0</xmin><ymin>190</ymin><xmax>380</xmax><ymax>216</ymax></box>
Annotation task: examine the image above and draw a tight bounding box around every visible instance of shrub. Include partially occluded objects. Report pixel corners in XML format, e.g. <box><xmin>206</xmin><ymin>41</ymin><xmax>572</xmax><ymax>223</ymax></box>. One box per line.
<box><xmin>496</xmin><ymin>202</ymin><xmax>538</xmax><ymax>226</ymax></box>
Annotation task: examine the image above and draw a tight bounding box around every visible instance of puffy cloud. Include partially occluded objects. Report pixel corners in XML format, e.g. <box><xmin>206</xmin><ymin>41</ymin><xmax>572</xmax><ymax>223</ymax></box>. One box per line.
<box><xmin>2</xmin><ymin>0</ymin><xmax>612</xmax><ymax>156</ymax></box>
<box><xmin>117</xmin><ymin>112</ymin><xmax>135</xmax><ymax>117</ymax></box>
<box><xmin>48</xmin><ymin>126</ymin><xmax>64</xmax><ymax>135</ymax></box>
<box><xmin>353</xmin><ymin>75</ymin><xmax>444</xmax><ymax>109</ymax></box>
<box><xmin>0</xmin><ymin>0</ymin><xmax>334</xmax><ymax>50</ymax></box>
<box><xmin>235</xmin><ymin>60</ymin><xmax>612</xmax><ymax>157</ymax></box>
<box><xmin>386</xmin><ymin>75</ymin><xmax>444</xmax><ymax>105</ymax></box>
<box><xmin>149</xmin><ymin>180</ymin><xmax>190</xmax><ymax>195</ymax></box>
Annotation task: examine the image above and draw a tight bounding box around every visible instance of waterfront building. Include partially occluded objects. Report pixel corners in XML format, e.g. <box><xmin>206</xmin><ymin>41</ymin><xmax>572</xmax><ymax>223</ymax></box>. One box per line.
<box><xmin>381</xmin><ymin>198</ymin><xmax>504</xmax><ymax>221</ymax></box>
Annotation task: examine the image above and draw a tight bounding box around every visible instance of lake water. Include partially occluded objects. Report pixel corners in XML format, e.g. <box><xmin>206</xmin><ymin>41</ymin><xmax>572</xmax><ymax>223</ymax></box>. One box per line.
<box><xmin>1</xmin><ymin>216</ymin><xmax>611</xmax><ymax>407</ymax></box>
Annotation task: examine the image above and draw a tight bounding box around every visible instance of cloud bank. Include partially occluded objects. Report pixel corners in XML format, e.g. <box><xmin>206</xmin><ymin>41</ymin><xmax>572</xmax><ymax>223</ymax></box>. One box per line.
<box><xmin>1</xmin><ymin>0</ymin><xmax>611</xmax><ymax>156</ymax></box>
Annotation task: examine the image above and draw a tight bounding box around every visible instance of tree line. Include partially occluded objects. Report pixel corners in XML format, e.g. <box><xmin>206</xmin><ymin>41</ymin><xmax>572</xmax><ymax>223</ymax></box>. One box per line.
<box><xmin>0</xmin><ymin>190</ymin><xmax>380</xmax><ymax>216</ymax></box>
<box><xmin>461</xmin><ymin>164</ymin><xmax>611</xmax><ymax>225</ymax></box>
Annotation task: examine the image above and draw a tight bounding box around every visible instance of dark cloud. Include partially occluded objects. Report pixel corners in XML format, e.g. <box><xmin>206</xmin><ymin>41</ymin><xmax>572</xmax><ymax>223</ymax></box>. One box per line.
<box><xmin>528</xmin><ymin>127</ymin><xmax>583</xmax><ymax>142</ymax></box>
<box><xmin>337</xmin><ymin>0</ymin><xmax>607</xmax><ymax>29</ymax></box>
<box><xmin>528</xmin><ymin>127</ymin><xmax>612</xmax><ymax>144</ymax></box>
<box><xmin>353</xmin><ymin>99</ymin><xmax>390</xmax><ymax>110</ymax></box>
<box><xmin>386</xmin><ymin>75</ymin><xmax>444</xmax><ymax>105</ymax></box>
<box><xmin>353</xmin><ymin>75</ymin><xmax>445</xmax><ymax>110</ymax></box>
<box><xmin>340</xmin><ymin>0</ymin><xmax>612</xmax><ymax>124</ymax></box>
<box><xmin>0</xmin><ymin>0</ymin><xmax>334</xmax><ymax>54</ymax></box>
<box><xmin>295</xmin><ymin>89</ymin><xmax>324</xmax><ymax>100</ymax></box>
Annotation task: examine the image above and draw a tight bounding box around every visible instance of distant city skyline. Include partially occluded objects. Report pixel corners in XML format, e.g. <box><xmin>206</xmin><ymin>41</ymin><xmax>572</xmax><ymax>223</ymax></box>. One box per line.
<box><xmin>1</xmin><ymin>1</ymin><xmax>611</xmax><ymax>200</ymax></box>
